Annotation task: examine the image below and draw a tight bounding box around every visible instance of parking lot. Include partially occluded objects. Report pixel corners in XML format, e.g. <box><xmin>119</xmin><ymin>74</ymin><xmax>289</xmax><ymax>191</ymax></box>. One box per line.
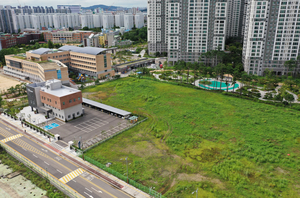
<box><xmin>49</xmin><ymin>107</ymin><xmax>132</xmax><ymax>149</ymax></box>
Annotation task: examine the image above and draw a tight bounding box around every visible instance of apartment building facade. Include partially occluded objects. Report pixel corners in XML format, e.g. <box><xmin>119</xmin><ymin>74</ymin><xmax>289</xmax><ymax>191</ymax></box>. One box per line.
<box><xmin>242</xmin><ymin>0</ymin><xmax>300</xmax><ymax>76</ymax></box>
<box><xmin>148</xmin><ymin>0</ymin><xmax>246</xmax><ymax>62</ymax></box>
<box><xmin>27</xmin><ymin>79</ymin><xmax>83</xmax><ymax>121</ymax></box>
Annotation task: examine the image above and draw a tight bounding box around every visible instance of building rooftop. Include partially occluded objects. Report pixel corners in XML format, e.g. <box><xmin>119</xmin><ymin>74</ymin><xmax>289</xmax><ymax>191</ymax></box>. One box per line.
<box><xmin>59</xmin><ymin>46</ymin><xmax>107</xmax><ymax>55</ymax></box>
<box><xmin>39</xmin><ymin>61</ymin><xmax>62</xmax><ymax>70</ymax></box>
<box><xmin>29</xmin><ymin>48</ymin><xmax>63</xmax><ymax>55</ymax></box>
<box><xmin>40</xmin><ymin>79</ymin><xmax>81</xmax><ymax>97</ymax></box>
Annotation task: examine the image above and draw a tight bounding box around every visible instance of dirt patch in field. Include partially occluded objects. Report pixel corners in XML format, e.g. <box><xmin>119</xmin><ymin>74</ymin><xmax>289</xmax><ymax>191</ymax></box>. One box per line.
<box><xmin>124</xmin><ymin>141</ymin><xmax>163</xmax><ymax>158</ymax></box>
<box><xmin>275</xmin><ymin>167</ymin><xmax>289</xmax><ymax>175</ymax></box>
<box><xmin>177</xmin><ymin>173</ymin><xmax>225</xmax><ymax>189</ymax></box>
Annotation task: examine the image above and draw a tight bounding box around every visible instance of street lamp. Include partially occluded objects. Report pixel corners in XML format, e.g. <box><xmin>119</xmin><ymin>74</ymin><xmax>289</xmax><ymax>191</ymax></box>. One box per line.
<box><xmin>126</xmin><ymin>157</ymin><xmax>128</xmax><ymax>183</ymax></box>
<box><xmin>192</xmin><ymin>188</ymin><xmax>198</xmax><ymax>198</ymax></box>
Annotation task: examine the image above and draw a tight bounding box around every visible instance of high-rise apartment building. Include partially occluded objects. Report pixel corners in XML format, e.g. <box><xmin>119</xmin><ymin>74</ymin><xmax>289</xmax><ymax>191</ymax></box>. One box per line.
<box><xmin>124</xmin><ymin>13</ymin><xmax>134</xmax><ymax>30</ymax></box>
<box><xmin>147</xmin><ymin>0</ymin><xmax>167</xmax><ymax>55</ymax></box>
<box><xmin>227</xmin><ymin>0</ymin><xmax>245</xmax><ymax>38</ymax></box>
<box><xmin>242</xmin><ymin>0</ymin><xmax>300</xmax><ymax>76</ymax></box>
<box><xmin>0</xmin><ymin>5</ymin><xmax>17</xmax><ymax>33</ymax></box>
<box><xmin>135</xmin><ymin>12</ymin><xmax>144</xmax><ymax>28</ymax></box>
<box><xmin>57</xmin><ymin>5</ymin><xmax>81</xmax><ymax>13</ymax></box>
<box><xmin>147</xmin><ymin>0</ymin><xmax>246</xmax><ymax>62</ymax></box>
<box><xmin>115</xmin><ymin>13</ymin><xmax>124</xmax><ymax>27</ymax></box>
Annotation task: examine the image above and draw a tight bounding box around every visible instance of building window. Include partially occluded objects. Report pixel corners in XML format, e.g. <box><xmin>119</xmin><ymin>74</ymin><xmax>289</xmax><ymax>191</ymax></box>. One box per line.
<box><xmin>55</xmin><ymin>101</ymin><xmax>57</xmax><ymax>104</ymax></box>
<box><xmin>73</xmin><ymin>99</ymin><xmax>76</xmax><ymax>102</ymax></box>
<box><xmin>78</xmin><ymin>97</ymin><xmax>81</xmax><ymax>101</ymax></box>
<box><xmin>63</xmin><ymin>102</ymin><xmax>65</xmax><ymax>105</ymax></box>
<box><xmin>77</xmin><ymin>112</ymin><xmax>80</xmax><ymax>115</ymax></box>
<box><xmin>68</xmin><ymin>115</ymin><xmax>71</xmax><ymax>118</ymax></box>
<box><xmin>69</xmin><ymin>100</ymin><xmax>72</xmax><ymax>103</ymax></box>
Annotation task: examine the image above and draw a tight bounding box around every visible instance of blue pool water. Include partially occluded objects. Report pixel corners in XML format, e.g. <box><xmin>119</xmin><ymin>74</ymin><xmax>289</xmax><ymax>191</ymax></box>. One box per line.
<box><xmin>199</xmin><ymin>80</ymin><xmax>239</xmax><ymax>90</ymax></box>
<box><xmin>44</xmin><ymin>123</ymin><xmax>59</xmax><ymax>130</ymax></box>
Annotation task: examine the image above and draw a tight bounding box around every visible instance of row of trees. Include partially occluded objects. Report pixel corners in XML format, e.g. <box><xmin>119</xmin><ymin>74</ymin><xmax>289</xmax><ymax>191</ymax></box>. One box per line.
<box><xmin>122</xmin><ymin>27</ymin><xmax>147</xmax><ymax>43</ymax></box>
<box><xmin>2</xmin><ymin>83</ymin><xmax>27</xmax><ymax>99</ymax></box>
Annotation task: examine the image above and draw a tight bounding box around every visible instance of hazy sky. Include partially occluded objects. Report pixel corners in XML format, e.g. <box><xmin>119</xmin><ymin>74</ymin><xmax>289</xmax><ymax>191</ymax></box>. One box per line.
<box><xmin>6</xmin><ymin>0</ymin><xmax>147</xmax><ymax>8</ymax></box>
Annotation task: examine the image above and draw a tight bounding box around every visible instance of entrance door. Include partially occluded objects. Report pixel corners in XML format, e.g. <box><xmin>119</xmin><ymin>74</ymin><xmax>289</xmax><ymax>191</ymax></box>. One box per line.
<box><xmin>73</xmin><ymin>113</ymin><xmax>75</xmax><ymax>119</ymax></box>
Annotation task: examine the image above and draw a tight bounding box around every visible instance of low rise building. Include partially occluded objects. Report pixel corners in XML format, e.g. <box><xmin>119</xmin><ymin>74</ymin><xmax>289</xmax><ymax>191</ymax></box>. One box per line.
<box><xmin>27</xmin><ymin>79</ymin><xmax>83</xmax><ymax>122</ymax></box>
<box><xmin>43</xmin><ymin>30</ymin><xmax>93</xmax><ymax>44</ymax></box>
<box><xmin>58</xmin><ymin>45</ymin><xmax>114</xmax><ymax>78</ymax></box>
<box><xmin>4</xmin><ymin>49</ymin><xmax>69</xmax><ymax>83</ymax></box>
<box><xmin>112</xmin><ymin>40</ymin><xmax>133</xmax><ymax>47</ymax></box>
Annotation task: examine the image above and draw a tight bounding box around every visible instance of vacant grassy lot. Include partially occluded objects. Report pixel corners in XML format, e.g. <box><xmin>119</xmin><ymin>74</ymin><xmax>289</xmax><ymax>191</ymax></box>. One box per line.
<box><xmin>83</xmin><ymin>78</ymin><xmax>300</xmax><ymax>198</ymax></box>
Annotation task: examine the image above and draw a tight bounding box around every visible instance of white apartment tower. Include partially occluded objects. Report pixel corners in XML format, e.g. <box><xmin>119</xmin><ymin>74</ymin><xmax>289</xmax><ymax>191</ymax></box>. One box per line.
<box><xmin>115</xmin><ymin>13</ymin><xmax>124</xmax><ymax>27</ymax></box>
<box><xmin>102</xmin><ymin>13</ymin><xmax>114</xmax><ymax>29</ymax></box>
<box><xmin>147</xmin><ymin>0</ymin><xmax>167</xmax><ymax>55</ymax></box>
<box><xmin>147</xmin><ymin>0</ymin><xmax>246</xmax><ymax>62</ymax></box>
<box><xmin>124</xmin><ymin>13</ymin><xmax>134</xmax><ymax>30</ymax></box>
<box><xmin>135</xmin><ymin>12</ymin><xmax>144</xmax><ymax>28</ymax></box>
<box><xmin>242</xmin><ymin>0</ymin><xmax>300</xmax><ymax>76</ymax></box>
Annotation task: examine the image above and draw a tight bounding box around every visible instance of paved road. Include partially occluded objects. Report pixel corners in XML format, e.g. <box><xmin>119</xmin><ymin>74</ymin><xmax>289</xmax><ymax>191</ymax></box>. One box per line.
<box><xmin>0</xmin><ymin>120</ymin><xmax>132</xmax><ymax>198</ymax></box>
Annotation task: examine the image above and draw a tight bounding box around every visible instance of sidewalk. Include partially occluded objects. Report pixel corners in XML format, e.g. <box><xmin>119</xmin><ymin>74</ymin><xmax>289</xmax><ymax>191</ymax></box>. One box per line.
<box><xmin>0</xmin><ymin>114</ymin><xmax>150</xmax><ymax>198</ymax></box>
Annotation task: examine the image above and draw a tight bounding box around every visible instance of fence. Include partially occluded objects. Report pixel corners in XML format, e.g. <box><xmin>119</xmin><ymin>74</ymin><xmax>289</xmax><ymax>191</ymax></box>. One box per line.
<box><xmin>84</xmin><ymin>156</ymin><xmax>165</xmax><ymax>198</ymax></box>
<box><xmin>0</xmin><ymin>141</ymin><xmax>84</xmax><ymax>198</ymax></box>
<box><xmin>83</xmin><ymin>117</ymin><xmax>148</xmax><ymax>152</ymax></box>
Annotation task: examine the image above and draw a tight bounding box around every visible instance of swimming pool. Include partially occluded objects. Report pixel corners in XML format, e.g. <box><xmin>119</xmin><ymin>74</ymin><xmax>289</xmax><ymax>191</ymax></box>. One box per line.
<box><xmin>44</xmin><ymin>123</ymin><xmax>59</xmax><ymax>130</ymax></box>
<box><xmin>199</xmin><ymin>80</ymin><xmax>239</xmax><ymax>90</ymax></box>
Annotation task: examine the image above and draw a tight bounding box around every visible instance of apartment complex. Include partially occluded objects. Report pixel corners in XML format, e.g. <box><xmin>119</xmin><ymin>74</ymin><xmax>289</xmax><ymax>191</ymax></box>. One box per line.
<box><xmin>4</xmin><ymin>49</ymin><xmax>69</xmax><ymax>83</ymax></box>
<box><xmin>27</xmin><ymin>79</ymin><xmax>83</xmax><ymax>121</ymax></box>
<box><xmin>43</xmin><ymin>30</ymin><xmax>93</xmax><ymax>44</ymax></box>
<box><xmin>243</xmin><ymin>0</ymin><xmax>300</xmax><ymax>75</ymax></box>
<box><xmin>148</xmin><ymin>0</ymin><xmax>246</xmax><ymax>62</ymax></box>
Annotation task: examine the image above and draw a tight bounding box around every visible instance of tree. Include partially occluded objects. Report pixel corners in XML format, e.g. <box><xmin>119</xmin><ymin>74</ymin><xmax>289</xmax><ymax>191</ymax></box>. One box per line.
<box><xmin>47</xmin><ymin>40</ymin><xmax>54</xmax><ymax>49</ymax></box>
<box><xmin>284</xmin><ymin>92</ymin><xmax>294</xmax><ymax>106</ymax></box>
<box><xmin>39</xmin><ymin>33</ymin><xmax>44</xmax><ymax>41</ymax></box>
<box><xmin>82</xmin><ymin>26</ymin><xmax>89</xmax><ymax>30</ymax></box>
<box><xmin>155</xmin><ymin>52</ymin><xmax>161</xmax><ymax>57</ymax></box>
<box><xmin>0</xmin><ymin>97</ymin><xmax>3</xmax><ymax>108</ymax></box>
<box><xmin>284</xmin><ymin>59</ymin><xmax>296</xmax><ymax>77</ymax></box>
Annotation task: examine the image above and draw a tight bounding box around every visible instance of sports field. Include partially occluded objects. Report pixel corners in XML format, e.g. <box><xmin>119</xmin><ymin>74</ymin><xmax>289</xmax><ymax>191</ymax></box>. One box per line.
<box><xmin>83</xmin><ymin>77</ymin><xmax>300</xmax><ymax>198</ymax></box>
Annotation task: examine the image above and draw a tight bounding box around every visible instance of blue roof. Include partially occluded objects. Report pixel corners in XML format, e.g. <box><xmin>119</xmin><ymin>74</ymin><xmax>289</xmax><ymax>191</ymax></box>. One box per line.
<box><xmin>59</xmin><ymin>46</ymin><xmax>107</xmax><ymax>55</ymax></box>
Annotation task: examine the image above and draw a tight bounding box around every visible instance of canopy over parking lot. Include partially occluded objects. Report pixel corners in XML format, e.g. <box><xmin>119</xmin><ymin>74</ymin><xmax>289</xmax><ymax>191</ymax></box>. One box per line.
<box><xmin>82</xmin><ymin>98</ymin><xmax>131</xmax><ymax>117</ymax></box>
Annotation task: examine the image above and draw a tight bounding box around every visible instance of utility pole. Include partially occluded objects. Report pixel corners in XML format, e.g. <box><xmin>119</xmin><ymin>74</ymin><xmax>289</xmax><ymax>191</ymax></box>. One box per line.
<box><xmin>126</xmin><ymin>157</ymin><xmax>128</xmax><ymax>183</ymax></box>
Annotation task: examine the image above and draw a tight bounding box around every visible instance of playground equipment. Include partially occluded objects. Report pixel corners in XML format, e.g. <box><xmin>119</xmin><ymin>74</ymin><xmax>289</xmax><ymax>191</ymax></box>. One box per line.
<box><xmin>77</xmin><ymin>73</ymin><xmax>86</xmax><ymax>82</ymax></box>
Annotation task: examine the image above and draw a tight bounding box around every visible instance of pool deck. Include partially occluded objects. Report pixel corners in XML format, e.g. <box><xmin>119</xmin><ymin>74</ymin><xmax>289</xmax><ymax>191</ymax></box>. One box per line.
<box><xmin>195</xmin><ymin>78</ymin><xmax>241</xmax><ymax>92</ymax></box>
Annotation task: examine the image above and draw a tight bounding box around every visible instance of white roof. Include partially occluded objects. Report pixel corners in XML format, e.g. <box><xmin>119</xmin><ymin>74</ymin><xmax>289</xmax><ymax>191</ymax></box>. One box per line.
<box><xmin>82</xmin><ymin>98</ymin><xmax>131</xmax><ymax>116</ymax></box>
<box><xmin>41</xmin><ymin>85</ymin><xmax>80</xmax><ymax>97</ymax></box>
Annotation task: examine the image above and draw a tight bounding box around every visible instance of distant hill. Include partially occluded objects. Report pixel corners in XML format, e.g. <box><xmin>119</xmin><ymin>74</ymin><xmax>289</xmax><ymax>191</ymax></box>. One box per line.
<box><xmin>82</xmin><ymin>4</ymin><xmax>128</xmax><ymax>11</ymax></box>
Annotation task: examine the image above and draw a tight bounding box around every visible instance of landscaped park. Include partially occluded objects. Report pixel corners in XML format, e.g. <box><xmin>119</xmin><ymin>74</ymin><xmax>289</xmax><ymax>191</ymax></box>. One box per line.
<box><xmin>82</xmin><ymin>77</ymin><xmax>300</xmax><ymax>198</ymax></box>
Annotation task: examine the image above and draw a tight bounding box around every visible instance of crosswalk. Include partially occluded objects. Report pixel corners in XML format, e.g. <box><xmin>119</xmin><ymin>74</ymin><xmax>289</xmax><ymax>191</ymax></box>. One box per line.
<box><xmin>59</xmin><ymin>168</ymin><xmax>85</xmax><ymax>184</ymax></box>
<box><xmin>1</xmin><ymin>134</ymin><xmax>23</xmax><ymax>143</ymax></box>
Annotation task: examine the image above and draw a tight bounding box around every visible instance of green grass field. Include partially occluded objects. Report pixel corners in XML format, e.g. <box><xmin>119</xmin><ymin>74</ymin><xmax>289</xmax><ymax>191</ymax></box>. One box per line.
<box><xmin>83</xmin><ymin>77</ymin><xmax>300</xmax><ymax>198</ymax></box>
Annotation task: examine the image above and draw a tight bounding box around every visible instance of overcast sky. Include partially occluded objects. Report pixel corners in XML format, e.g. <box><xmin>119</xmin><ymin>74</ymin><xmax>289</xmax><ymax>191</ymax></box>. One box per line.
<box><xmin>6</xmin><ymin>0</ymin><xmax>147</xmax><ymax>8</ymax></box>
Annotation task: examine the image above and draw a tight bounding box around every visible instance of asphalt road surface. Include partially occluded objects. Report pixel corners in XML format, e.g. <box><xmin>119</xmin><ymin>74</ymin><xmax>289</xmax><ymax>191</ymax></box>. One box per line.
<box><xmin>0</xmin><ymin>120</ymin><xmax>132</xmax><ymax>198</ymax></box>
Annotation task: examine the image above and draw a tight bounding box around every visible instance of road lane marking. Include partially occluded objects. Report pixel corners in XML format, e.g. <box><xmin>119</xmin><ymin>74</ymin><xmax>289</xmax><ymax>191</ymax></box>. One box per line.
<box><xmin>44</xmin><ymin>161</ymin><xmax>49</xmax><ymax>165</ymax></box>
<box><xmin>1</xmin><ymin>134</ymin><xmax>23</xmax><ymax>143</ymax></box>
<box><xmin>59</xmin><ymin>168</ymin><xmax>84</xmax><ymax>184</ymax></box>
<box><xmin>0</xmin><ymin>121</ymin><xmax>131</xmax><ymax>198</ymax></box>
<box><xmin>22</xmin><ymin>148</ymin><xmax>27</xmax><ymax>151</ymax></box>
<box><xmin>57</xmin><ymin>169</ymin><xmax>62</xmax><ymax>174</ymax></box>
<box><xmin>91</xmin><ymin>187</ymin><xmax>102</xmax><ymax>193</ymax></box>
<box><xmin>85</xmin><ymin>188</ymin><xmax>92</xmax><ymax>193</ymax></box>
<box><xmin>33</xmin><ymin>154</ymin><xmax>38</xmax><ymax>158</ymax></box>
<box><xmin>84</xmin><ymin>192</ymin><xmax>93</xmax><ymax>198</ymax></box>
